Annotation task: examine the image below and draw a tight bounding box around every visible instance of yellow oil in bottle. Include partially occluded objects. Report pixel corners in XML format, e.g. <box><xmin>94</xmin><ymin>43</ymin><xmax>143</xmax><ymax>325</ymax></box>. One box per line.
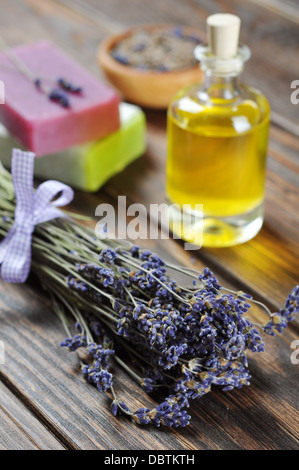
<box><xmin>167</xmin><ymin>90</ymin><xmax>270</xmax><ymax>214</ymax></box>
<box><xmin>166</xmin><ymin>85</ymin><xmax>270</xmax><ymax>247</ymax></box>
<box><xmin>166</xmin><ymin>87</ymin><xmax>270</xmax><ymax>247</ymax></box>
<box><xmin>166</xmin><ymin>13</ymin><xmax>271</xmax><ymax>248</ymax></box>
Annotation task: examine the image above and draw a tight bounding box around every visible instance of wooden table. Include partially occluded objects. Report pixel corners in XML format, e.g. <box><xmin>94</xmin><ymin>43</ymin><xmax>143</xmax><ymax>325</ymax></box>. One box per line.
<box><xmin>0</xmin><ymin>0</ymin><xmax>298</xmax><ymax>451</ymax></box>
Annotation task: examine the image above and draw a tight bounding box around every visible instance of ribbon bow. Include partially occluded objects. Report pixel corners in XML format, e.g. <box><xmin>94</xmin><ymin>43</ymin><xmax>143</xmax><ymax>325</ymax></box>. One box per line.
<box><xmin>0</xmin><ymin>149</ymin><xmax>74</xmax><ymax>283</ymax></box>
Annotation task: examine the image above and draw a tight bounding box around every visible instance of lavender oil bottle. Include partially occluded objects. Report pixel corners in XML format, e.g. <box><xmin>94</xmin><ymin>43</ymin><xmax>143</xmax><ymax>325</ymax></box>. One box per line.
<box><xmin>166</xmin><ymin>14</ymin><xmax>270</xmax><ymax>247</ymax></box>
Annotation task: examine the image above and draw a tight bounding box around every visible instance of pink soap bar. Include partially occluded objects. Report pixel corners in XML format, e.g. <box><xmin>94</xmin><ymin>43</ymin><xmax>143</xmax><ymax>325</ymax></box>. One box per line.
<box><xmin>0</xmin><ymin>41</ymin><xmax>120</xmax><ymax>156</ymax></box>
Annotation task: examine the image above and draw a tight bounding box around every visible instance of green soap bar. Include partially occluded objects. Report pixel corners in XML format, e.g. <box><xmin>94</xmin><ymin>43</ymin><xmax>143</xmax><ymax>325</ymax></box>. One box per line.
<box><xmin>0</xmin><ymin>102</ymin><xmax>146</xmax><ymax>192</ymax></box>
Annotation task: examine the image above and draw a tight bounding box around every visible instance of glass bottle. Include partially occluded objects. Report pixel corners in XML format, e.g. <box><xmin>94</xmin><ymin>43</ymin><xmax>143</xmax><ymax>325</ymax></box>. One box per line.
<box><xmin>166</xmin><ymin>14</ymin><xmax>270</xmax><ymax>247</ymax></box>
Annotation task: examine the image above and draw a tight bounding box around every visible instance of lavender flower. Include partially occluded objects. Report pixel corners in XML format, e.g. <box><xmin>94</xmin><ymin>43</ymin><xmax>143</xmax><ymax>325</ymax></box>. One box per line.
<box><xmin>88</xmin><ymin>343</ymin><xmax>115</xmax><ymax>368</ymax></box>
<box><xmin>140</xmin><ymin>378</ymin><xmax>155</xmax><ymax>393</ymax></box>
<box><xmin>0</xmin><ymin>169</ymin><xmax>293</xmax><ymax>429</ymax></box>
<box><xmin>263</xmin><ymin>286</ymin><xmax>299</xmax><ymax>335</ymax></box>
<box><xmin>57</xmin><ymin>78</ymin><xmax>83</xmax><ymax>93</ymax></box>
<box><xmin>82</xmin><ymin>366</ymin><xmax>113</xmax><ymax>391</ymax></box>
<box><xmin>48</xmin><ymin>88</ymin><xmax>70</xmax><ymax>108</ymax></box>
<box><xmin>61</xmin><ymin>333</ymin><xmax>87</xmax><ymax>351</ymax></box>
<box><xmin>75</xmin><ymin>264</ymin><xmax>115</xmax><ymax>288</ymax></box>
<box><xmin>99</xmin><ymin>248</ymin><xmax>118</xmax><ymax>264</ymax></box>
<box><xmin>3</xmin><ymin>151</ymin><xmax>296</xmax><ymax>429</ymax></box>
<box><xmin>38</xmin><ymin>240</ymin><xmax>299</xmax><ymax>428</ymax></box>
<box><xmin>135</xmin><ymin>394</ymin><xmax>191</xmax><ymax>428</ymax></box>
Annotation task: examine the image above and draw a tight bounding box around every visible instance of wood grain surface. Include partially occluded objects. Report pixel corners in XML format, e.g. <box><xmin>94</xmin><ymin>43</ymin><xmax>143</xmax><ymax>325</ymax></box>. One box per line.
<box><xmin>0</xmin><ymin>0</ymin><xmax>298</xmax><ymax>451</ymax></box>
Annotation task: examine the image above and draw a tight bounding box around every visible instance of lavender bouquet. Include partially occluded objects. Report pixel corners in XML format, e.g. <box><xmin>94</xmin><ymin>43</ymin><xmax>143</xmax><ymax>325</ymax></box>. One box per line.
<box><xmin>0</xmin><ymin>157</ymin><xmax>298</xmax><ymax>428</ymax></box>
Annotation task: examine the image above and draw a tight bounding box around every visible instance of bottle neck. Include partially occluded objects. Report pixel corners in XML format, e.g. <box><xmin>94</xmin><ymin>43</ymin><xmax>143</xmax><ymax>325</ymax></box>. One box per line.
<box><xmin>194</xmin><ymin>43</ymin><xmax>251</xmax><ymax>78</ymax></box>
<box><xmin>201</xmin><ymin>71</ymin><xmax>240</xmax><ymax>100</ymax></box>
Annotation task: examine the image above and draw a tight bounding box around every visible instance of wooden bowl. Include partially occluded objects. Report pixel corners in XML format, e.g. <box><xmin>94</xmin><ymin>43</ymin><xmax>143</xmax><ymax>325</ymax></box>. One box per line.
<box><xmin>98</xmin><ymin>24</ymin><xmax>204</xmax><ymax>109</ymax></box>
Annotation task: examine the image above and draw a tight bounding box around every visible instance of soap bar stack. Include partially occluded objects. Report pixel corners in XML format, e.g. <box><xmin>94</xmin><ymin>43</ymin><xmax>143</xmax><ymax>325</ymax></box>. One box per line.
<box><xmin>0</xmin><ymin>41</ymin><xmax>146</xmax><ymax>191</ymax></box>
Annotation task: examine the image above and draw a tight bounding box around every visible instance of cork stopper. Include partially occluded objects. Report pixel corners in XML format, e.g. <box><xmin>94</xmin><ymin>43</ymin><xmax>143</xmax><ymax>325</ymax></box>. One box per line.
<box><xmin>207</xmin><ymin>14</ymin><xmax>241</xmax><ymax>59</ymax></box>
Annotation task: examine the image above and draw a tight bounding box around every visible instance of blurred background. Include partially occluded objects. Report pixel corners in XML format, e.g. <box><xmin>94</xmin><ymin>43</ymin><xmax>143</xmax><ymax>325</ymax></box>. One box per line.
<box><xmin>0</xmin><ymin>0</ymin><xmax>298</xmax><ymax>134</ymax></box>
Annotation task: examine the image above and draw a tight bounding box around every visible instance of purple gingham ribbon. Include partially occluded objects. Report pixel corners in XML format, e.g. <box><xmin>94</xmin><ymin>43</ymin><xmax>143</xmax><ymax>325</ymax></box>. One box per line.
<box><xmin>0</xmin><ymin>149</ymin><xmax>74</xmax><ymax>283</ymax></box>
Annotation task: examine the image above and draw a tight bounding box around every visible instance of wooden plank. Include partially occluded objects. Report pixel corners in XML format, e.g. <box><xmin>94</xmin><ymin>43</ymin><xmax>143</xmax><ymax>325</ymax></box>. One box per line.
<box><xmin>0</xmin><ymin>380</ymin><xmax>64</xmax><ymax>449</ymax></box>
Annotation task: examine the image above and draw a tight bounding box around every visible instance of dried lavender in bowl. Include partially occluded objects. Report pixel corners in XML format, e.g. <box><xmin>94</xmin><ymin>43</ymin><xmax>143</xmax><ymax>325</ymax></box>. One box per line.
<box><xmin>110</xmin><ymin>27</ymin><xmax>203</xmax><ymax>72</ymax></box>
